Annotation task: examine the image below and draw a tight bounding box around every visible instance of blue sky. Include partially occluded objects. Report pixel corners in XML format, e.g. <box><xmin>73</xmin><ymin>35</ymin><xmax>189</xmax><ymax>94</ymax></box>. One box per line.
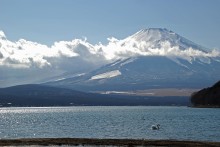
<box><xmin>0</xmin><ymin>0</ymin><xmax>220</xmax><ymax>48</ymax></box>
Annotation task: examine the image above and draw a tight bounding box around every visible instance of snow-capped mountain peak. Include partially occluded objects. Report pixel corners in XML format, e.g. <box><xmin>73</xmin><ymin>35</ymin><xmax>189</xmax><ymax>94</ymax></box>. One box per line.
<box><xmin>126</xmin><ymin>28</ymin><xmax>205</xmax><ymax>51</ymax></box>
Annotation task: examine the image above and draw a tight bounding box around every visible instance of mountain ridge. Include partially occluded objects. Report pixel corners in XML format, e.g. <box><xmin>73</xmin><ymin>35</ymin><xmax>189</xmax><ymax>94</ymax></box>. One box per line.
<box><xmin>0</xmin><ymin>84</ymin><xmax>189</xmax><ymax>106</ymax></box>
<box><xmin>0</xmin><ymin>28</ymin><xmax>220</xmax><ymax>88</ymax></box>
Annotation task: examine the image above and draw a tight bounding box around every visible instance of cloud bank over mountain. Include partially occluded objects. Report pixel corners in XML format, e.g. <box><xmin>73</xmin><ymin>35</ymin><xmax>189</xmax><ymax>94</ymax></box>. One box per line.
<box><xmin>0</xmin><ymin>28</ymin><xmax>220</xmax><ymax>87</ymax></box>
<box><xmin>0</xmin><ymin>31</ymin><xmax>105</xmax><ymax>69</ymax></box>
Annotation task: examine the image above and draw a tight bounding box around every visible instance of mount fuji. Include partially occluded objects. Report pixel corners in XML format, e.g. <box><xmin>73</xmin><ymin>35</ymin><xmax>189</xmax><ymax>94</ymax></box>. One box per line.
<box><xmin>45</xmin><ymin>28</ymin><xmax>220</xmax><ymax>92</ymax></box>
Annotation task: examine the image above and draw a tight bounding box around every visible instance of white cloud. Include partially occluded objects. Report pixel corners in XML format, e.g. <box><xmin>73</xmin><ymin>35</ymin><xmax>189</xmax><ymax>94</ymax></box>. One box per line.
<box><xmin>0</xmin><ymin>31</ymin><xmax>6</xmax><ymax>40</ymax></box>
<box><xmin>95</xmin><ymin>36</ymin><xmax>220</xmax><ymax>62</ymax></box>
<box><xmin>0</xmin><ymin>34</ymin><xmax>107</xmax><ymax>70</ymax></box>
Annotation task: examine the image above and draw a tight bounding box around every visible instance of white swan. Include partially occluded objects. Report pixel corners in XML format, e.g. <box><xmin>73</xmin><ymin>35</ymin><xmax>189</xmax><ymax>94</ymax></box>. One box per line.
<box><xmin>151</xmin><ymin>124</ymin><xmax>160</xmax><ymax>130</ymax></box>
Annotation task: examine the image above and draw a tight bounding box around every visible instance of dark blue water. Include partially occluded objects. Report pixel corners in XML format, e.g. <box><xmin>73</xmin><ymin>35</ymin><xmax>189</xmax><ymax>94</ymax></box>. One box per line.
<box><xmin>0</xmin><ymin>106</ymin><xmax>219</xmax><ymax>142</ymax></box>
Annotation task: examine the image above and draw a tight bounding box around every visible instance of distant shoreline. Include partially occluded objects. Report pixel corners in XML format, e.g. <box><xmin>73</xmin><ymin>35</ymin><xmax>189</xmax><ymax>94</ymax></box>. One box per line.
<box><xmin>0</xmin><ymin>105</ymin><xmax>189</xmax><ymax>108</ymax></box>
<box><xmin>0</xmin><ymin>138</ymin><xmax>219</xmax><ymax>146</ymax></box>
<box><xmin>189</xmin><ymin>105</ymin><xmax>220</xmax><ymax>108</ymax></box>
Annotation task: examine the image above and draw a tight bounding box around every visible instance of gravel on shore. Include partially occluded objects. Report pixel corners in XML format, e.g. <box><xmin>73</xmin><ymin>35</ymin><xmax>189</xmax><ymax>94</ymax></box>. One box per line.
<box><xmin>0</xmin><ymin>138</ymin><xmax>220</xmax><ymax>146</ymax></box>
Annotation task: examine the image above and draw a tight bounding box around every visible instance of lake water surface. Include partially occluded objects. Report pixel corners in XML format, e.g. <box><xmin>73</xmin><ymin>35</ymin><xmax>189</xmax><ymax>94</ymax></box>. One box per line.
<box><xmin>0</xmin><ymin>106</ymin><xmax>219</xmax><ymax>142</ymax></box>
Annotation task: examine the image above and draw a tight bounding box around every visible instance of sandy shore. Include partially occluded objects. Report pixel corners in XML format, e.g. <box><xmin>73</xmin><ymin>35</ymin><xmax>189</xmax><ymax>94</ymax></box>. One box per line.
<box><xmin>0</xmin><ymin>138</ymin><xmax>219</xmax><ymax>146</ymax></box>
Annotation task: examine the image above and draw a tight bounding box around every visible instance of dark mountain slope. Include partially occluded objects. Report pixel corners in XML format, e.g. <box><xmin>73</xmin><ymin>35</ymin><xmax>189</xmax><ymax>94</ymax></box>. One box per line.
<box><xmin>191</xmin><ymin>81</ymin><xmax>220</xmax><ymax>107</ymax></box>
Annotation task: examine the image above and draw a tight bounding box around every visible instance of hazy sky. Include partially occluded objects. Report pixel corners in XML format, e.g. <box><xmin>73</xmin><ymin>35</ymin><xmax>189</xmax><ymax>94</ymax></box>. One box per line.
<box><xmin>0</xmin><ymin>0</ymin><xmax>220</xmax><ymax>48</ymax></box>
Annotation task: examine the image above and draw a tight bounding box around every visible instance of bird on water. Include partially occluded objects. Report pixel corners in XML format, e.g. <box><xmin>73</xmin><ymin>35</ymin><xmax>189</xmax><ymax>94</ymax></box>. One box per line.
<box><xmin>151</xmin><ymin>124</ymin><xmax>160</xmax><ymax>130</ymax></box>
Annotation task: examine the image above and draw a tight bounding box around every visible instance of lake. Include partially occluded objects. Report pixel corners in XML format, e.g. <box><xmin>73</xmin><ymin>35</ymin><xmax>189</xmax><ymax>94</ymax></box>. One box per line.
<box><xmin>0</xmin><ymin>106</ymin><xmax>219</xmax><ymax>142</ymax></box>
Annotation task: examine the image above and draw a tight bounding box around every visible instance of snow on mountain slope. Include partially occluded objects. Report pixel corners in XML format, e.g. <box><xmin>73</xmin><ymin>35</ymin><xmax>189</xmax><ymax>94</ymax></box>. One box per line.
<box><xmin>90</xmin><ymin>70</ymin><xmax>121</xmax><ymax>80</ymax></box>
